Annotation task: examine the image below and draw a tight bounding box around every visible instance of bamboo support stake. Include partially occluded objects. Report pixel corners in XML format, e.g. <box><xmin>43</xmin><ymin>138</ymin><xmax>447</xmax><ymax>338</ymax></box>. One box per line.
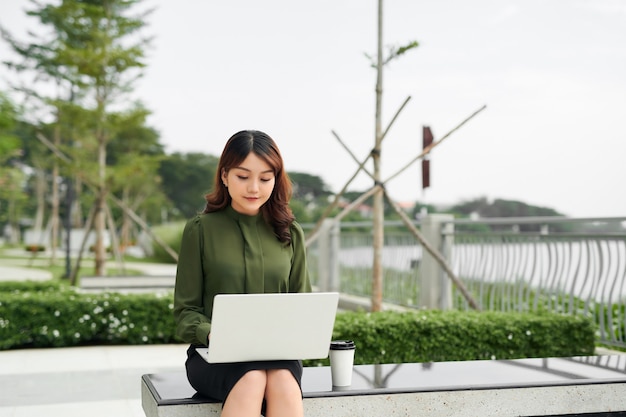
<box><xmin>337</xmin><ymin>127</ymin><xmax>483</xmax><ymax>310</ymax></box>
<box><xmin>334</xmin><ymin>185</ymin><xmax>381</xmax><ymax>223</ymax></box>
<box><xmin>332</xmin><ymin>131</ymin><xmax>376</xmax><ymax>180</ymax></box>
<box><xmin>383</xmin><ymin>189</ymin><xmax>481</xmax><ymax>310</ymax></box>
<box><xmin>304</xmin><ymin>145</ymin><xmax>367</xmax><ymax>246</ymax></box>
<box><xmin>36</xmin><ymin>132</ymin><xmax>72</xmax><ymax>163</ymax></box>
<box><xmin>305</xmin><ymin>185</ymin><xmax>381</xmax><ymax>246</ymax></box>
<box><xmin>107</xmin><ymin>192</ymin><xmax>179</xmax><ymax>262</ymax></box>
<box><xmin>305</xmin><ymin>97</ymin><xmax>412</xmax><ymax>246</ymax></box>
<box><xmin>381</xmin><ymin>96</ymin><xmax>411</xmax><ymax>141</ymax></box>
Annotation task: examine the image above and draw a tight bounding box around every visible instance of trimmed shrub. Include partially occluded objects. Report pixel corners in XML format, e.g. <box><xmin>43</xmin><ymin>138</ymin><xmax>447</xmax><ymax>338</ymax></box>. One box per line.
<box><xmin>0</xmin><ymin>280</ymin><xmax>64</xmax><ymax>293</ymax></box>
<box><xmin>0</xmin><ymin>285</ymin><xmax>176</xmax><ymax>350</ymax></box>
<box><xmin>306</xmin><ymin>309</ymin><xmax>596</xmax><ymax>366</ymax></box>
<box><xmin>0</xmin><ymin>282</ymin><xmax>596</xmax><ymax>364</ymax></box>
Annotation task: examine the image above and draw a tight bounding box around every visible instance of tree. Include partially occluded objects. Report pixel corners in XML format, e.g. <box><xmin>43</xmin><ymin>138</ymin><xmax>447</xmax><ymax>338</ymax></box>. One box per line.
<box><xmin>2</xmin><ymin>0</ymin><xmax>153</xmax><ymax>273</ymax></box>
<box><xmin>3</xmin><ymin>0</ymin><xmax>154</xmax><ymax>275</ymax></box>
<box><xmin>106</xmin><ymin>105</ymin><xmax>167</xmax><ymax>248</ymax></box>
<box><xmin>0</xmin><ymin>92</ymin><xmax>26</xmax><ymax>243</ymax></box>
<box><xmin>67</xmin><ymin>0</ymin><xmax>151</xmax><ymax>275</ymax></box>
<box><xmin>286</xmin><ymin>172</ymin><xmax>337</xmax><ymax>223</ymax></box>
<box><xmin>13</xmin><ymin>120</ymin><xmax>49</xmax><ymax>241</ymax></box>
<box><xmin>449</xmin><ymin>197</ymin><xmax>567</xmax><ymax>232</ymax></box>
<box><xmin>158</xmin><ymin>152</ymin><xmax>219</xmax><ymax>219</ymax></box>
<box><xmin>450</xmin><ymin>197</ymin><xmax>563</xmax><ymax>219</ymax></box>
<box><xmin>288</xmin><ymin>172</ymin><xmax>333</xmax><ymax>200</ymax></box>
<box><xmin>106</xmin><ymin>104</ymin><xmax>164</xmax><ymax>164</ymax></box>
<box><xmin>0</xmin><ymin>92</ymin><xmax>20</xmax><ymax>160</ymax></box>
<box><xmin>367</xmin><ymin>0</ymin><xmax>418</xmax><ymax>311</ymax></box>
<box><xmin>2</xmin><ymin>2</ymin><xmax>85</xmax><ymax>261</ymax></box>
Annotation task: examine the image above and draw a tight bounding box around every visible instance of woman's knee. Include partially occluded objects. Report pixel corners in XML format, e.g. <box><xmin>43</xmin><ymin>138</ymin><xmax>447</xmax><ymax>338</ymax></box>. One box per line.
<box><xmin>222</xmin><ymin>370</ymin><xmax>267</xmax><ymax>416</ymax></box>
<box><xmin>265</xmin><ymin>369</ymin><xmax>300</xmax><ymax>397</ymax></box>
<box><xmin>229</xmin><ymin>369</ymin><xmax>267</xmax><ymax>399</ymax></box>
<box><xmin>239</xmin><ymin>369</ymin><xmax>267</xmax><ymax>389</ymax></box>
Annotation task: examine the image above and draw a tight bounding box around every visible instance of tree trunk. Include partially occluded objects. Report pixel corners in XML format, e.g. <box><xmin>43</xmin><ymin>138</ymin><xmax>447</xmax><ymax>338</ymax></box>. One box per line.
<box><xmin>70</xmin><ymin>205</ymin><xmax>96</xmax><ymax>286</ymax></box>
<box><xmin>33</xmin><ymin>166</ymin><xmax>45</xmax><ymax>240</ymax></box>
<box><xmin>120</xmin><ymin>187</ymin><xmax>131</xmax><ymax>250</ymax></box>
<box><xmin>7</xmin><ymin>197</ymin><xmax>18</xmax><ymax>245</ymax></box>
<box><xmin>50</xmin><ymin>124</ymin><xmax>61</xmax><ymax>264</ymax></box>
<box><xmin>72</xmin><ymin>178</ymin><xmax>83</xmax><ymax>228</ymax></box>
<box><xmin>371</xmin><ymin>0</ymin><xmax>385</xmax><ymax>312</ymax></box>
<box><xmin>94</xmin><ymin>136</ymin><xmax>107</xmax><ymax>277</ymax></box>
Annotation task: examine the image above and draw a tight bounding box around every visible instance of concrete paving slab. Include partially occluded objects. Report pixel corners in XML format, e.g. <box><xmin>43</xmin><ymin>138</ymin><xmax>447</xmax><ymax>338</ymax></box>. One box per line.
<box><xmin>0</xmin><ymin>398</ymin><xmax>145</xmax><ymax>417</ymax></box>
<box><xmin>0</xmin><ymin>344</ymin><xmax>188</xmax><ymax>417</ymax></box>
<box><xmin>0</xmin><ymin>265</ymin><xmax>52</xmax><ymax>281</ymax></box>
<box><xmin>0</xmin><ymin>344</ymin><xmax>188</xmax><ymax>375</ymax></box>
<box><xmin>124</xmin><ymin>263</ymin><xmax>177</xmax><ymax>276</ymax></box>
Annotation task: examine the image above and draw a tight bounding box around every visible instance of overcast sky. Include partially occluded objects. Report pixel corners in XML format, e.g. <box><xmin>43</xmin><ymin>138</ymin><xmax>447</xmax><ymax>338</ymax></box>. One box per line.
<box><xmin>1</xmin><ymin>0</ymin><xmax>625</xmax><ymax>218</ymax></box>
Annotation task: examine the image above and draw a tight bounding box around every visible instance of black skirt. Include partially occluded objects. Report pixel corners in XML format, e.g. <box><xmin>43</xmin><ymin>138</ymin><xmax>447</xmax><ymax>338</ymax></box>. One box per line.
<box><xmin>185</xmin><ymin>344</ymin><xmax>304</xmax><ymax>411</ymax></box>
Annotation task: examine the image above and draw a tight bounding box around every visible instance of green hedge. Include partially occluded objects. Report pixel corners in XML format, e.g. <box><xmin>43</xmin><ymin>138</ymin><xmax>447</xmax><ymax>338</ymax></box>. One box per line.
<box><xmin>308</xmin><ymin>309</ymin><xmax>596</xmax><ymax>366</ymax></box>
<box><xmin>0</xmin><ymin>282</ymin><xmax>596</xmax><ymax>363</ymax></box>
<box><xmin>0</xmin><ymin>280</ymin><xmax>65</xmax><ymax>293</ymax></box>
<box><xmin>0</xmin><ymin>283</ymin><xmax>176</xmax><ymax>349</ymax></box>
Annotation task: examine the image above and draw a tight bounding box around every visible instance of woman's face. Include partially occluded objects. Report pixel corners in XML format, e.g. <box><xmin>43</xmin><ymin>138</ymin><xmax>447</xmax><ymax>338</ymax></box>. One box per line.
<box><xmin>222</xmin><ymin>152</ymin><xmax>276</xmax><ymax>216</ymax></box>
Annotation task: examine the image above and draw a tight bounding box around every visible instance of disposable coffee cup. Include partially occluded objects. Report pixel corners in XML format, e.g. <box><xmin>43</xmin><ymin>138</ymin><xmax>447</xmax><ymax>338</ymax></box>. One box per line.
<box><xmin>329</xmin><ymin>340</ymin><xmax>356</xmax><ymax>387</ymax></box>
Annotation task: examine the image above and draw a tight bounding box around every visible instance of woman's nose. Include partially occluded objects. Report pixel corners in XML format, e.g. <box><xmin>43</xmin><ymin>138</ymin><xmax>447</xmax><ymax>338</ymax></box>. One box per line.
<box><xmin>248</xmin><ymin>180</ymin><xmax>259</xmax><ymax>192</ymax></box>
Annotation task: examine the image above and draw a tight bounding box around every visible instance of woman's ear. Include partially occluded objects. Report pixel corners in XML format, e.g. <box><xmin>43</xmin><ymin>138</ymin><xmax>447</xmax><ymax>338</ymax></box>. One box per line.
<box><xmin>221</xmin><ymin>169</ymin><xmax>228</xmax><ymax>187</ymax></box>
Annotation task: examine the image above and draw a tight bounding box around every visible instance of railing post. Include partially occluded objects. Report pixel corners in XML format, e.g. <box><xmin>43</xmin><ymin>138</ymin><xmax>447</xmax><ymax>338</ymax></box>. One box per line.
<box><xmin>317</xmin><ymin>219</ymin><xmax>340</xmax><ymax>292</ymax></box>
<box><xmin>419</xmin><ymin>214</ymin><xmax>454</xmax><ymax>309</ymax></box>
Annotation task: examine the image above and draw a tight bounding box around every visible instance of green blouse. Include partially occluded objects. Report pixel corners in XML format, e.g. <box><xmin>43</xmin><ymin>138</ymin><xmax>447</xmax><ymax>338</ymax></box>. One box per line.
<box><xmin>173</xmin><ymin>205</ymin><xmax>312</xmax><ymax>346</ymax></box>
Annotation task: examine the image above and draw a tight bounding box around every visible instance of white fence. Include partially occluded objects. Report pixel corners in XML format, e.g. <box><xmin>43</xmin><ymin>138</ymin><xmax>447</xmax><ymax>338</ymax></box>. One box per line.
<box><xmin>305</xmin><ymin>216</ymin><xmax>626</xmax><ymax>348</ymax></box>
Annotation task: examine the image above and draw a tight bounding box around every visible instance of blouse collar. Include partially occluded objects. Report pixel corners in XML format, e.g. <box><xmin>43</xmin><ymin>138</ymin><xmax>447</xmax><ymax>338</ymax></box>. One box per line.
<box><xmin>225</xmin><ymin>204</ymin><xmax>263</xmax><ymax>224</ymax></box>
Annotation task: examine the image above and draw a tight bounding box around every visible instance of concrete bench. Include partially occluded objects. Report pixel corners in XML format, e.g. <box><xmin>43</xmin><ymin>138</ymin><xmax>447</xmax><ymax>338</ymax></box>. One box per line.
<box><xmin>142</xmin><ymin>355</ymin><xmax>626</xmax><ymax>417</ymax></box>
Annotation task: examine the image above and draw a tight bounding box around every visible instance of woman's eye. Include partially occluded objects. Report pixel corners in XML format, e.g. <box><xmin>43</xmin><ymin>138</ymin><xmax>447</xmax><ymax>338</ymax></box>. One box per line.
<box><xmin>260</xmin><ymin>178</ymin><xmax>273</xmax><ymax>183</ymax></box>
<box><xmin>236</xmin><ymin>175</ymin><xmax>248</xmax><ymax>180</ymax></box>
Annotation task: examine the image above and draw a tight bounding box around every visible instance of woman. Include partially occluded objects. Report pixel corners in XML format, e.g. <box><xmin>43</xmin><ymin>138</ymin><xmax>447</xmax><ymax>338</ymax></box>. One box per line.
<box><xmin>174</xmin><ymin>130</ymin><xmax>311</xmax><ymax>417</ymax></box>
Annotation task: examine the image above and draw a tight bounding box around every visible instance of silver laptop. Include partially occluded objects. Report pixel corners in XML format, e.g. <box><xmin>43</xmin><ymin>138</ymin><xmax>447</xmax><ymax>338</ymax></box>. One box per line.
<box><xmin>196</xmin><ymin>292</ymin><xmax>340</xmax><ymax>363</ymax></box>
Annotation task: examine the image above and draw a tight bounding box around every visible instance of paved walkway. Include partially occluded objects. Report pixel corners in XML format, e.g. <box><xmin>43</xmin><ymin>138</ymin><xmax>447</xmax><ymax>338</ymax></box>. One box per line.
<box><xmin>0</xmin><ymin>258</ymin><xmax>177</xmax><ymax>288</ymax></box>
<box><xmin>0</xmin><ymin>344</ymin><xmax>188</xmax><ymax>417</ymax></box>
<box><xmin>0</xmin><ymin>265</ymin><xmax>53</xmax><ymax>281</ymax></box>
<box><xmin>0</xmin><ymin>256</ymin><xmax>177</xmax><ymax>280</ymax></box>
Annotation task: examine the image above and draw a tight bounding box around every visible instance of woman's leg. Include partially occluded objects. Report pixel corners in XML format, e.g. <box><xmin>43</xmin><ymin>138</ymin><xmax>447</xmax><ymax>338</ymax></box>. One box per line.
<box><xmin>221</xmin><ymin>370</ymin><xmax>267</xmax><ymax>417</ymax></box>
<box><xmin>264</xmin><ymin>369</ymin><xmax>304</xmax><ymax>417</ymax></box>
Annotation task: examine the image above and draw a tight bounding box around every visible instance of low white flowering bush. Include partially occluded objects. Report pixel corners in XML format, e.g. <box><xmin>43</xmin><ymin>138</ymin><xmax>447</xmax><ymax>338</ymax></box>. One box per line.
<box><xmin>0</xmin><ymin>281</ymin><xmax>177</xmax><ymax>350</ymax></box>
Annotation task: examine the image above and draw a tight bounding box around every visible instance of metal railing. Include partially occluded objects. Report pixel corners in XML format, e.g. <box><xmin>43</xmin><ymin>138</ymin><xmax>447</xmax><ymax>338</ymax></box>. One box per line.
<box><xmin>304</xmin><ymin>216</ymin><xmax>626</xmax><ymax>348</ymax></box>
<box><xmin>450</xmin><ymin>216</ymin><xmax>626</xmax><ymax>349</ymax></box>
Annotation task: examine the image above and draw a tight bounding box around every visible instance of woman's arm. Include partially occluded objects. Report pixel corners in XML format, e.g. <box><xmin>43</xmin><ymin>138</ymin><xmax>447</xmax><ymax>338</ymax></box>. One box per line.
<box><xmin>173</xmin><ymin>216</ymin><xmax>212</xmax><ymax>345</ymax></box>
<box><xmin>289</xmin><ymin>221</ymin><xmax>313</xmax><ymax>293</ymax></box>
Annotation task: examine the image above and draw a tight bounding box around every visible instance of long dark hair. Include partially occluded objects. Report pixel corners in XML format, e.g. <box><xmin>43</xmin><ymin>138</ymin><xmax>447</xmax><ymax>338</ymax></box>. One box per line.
<box><xmin>203</xmin><ymin>130</ymin><xmax>295</xmax><ymax>244</ymax></box>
